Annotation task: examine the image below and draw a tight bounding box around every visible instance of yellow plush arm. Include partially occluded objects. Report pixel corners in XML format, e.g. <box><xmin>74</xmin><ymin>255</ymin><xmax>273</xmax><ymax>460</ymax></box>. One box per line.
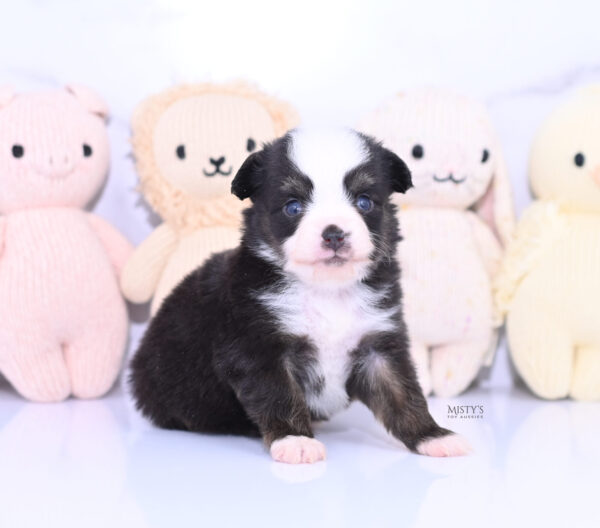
<box><xmin>494</xmin><ymin>201</ymin><xmax>567</xmax><ymax>316</ymax></box>
<box><xmin>120</xmin><ymin>223</ymin><xmax>178</xmax><ymax>304</ymax></box>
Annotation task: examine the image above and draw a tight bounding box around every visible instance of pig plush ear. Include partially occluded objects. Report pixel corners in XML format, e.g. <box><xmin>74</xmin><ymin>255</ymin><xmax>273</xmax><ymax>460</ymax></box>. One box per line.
<box><xmin>0</xmin><ymin>85</ymin><xmax>15</xmax><ymax>108</ymax></box>
<box><xmin>65</xmin><ymin>84</ymin><xmax>109</xmax><ymax>120</ymax></box>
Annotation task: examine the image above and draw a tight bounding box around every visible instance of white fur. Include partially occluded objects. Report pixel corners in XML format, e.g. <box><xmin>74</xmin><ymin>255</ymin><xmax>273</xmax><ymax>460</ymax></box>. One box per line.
<box><xmin>283</xmin><ymin>129</ymin><xmax>374</xmax><ymax>287</ymax></box>
<box><xmin>270</xmin><ymin>435</ymin><xmax>326</xmax><ymax>464</ymax></box>
<box><xmin>416</xmin><ymin>433</ymin><xmax>472</xmax><ymax>457</ymax></box>
<box><xmin>258</xmin><ymin>281</ymin><xmax>396</xmax><ymax>418</ymax></box>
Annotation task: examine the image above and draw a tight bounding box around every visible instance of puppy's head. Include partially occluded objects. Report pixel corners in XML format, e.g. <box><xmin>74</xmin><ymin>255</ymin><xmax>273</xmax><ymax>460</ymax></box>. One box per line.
<box><xmin>231</xmin><ymin>128</ymin><xmax>412</xmax><ymax>287</ymax></box>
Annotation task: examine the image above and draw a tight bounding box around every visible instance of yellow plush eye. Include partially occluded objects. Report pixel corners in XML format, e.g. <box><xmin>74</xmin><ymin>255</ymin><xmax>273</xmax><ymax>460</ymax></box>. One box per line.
<box><xmin>574</xmin><ymin>152</ymin><xmax>585</xmax><ymax>167</ymax></box>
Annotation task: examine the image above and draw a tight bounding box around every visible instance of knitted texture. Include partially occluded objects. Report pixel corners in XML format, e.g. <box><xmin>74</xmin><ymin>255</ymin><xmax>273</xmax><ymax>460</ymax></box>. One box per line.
<box><xmin>495</xmin><ymin>85</ymin><xmax>600</xmax><ymax>401</ymax></box>
<box><xmin>121</xmin><ymin>82</ymin><xmax>299</xmax><ymax>314</ymax></box>
<box><xmin>0</xmin><ymin>86</ymin><xmax>132</xmax><ymax>402</ymax></box>
<box><xmin>358</xmin><ymin>88</ymin><xmax>515</xmax><ymax>397</ymax></box>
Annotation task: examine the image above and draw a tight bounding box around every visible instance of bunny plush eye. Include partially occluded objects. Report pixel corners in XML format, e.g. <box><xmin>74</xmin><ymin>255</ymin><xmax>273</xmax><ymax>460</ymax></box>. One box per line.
<box><xmin>412</xmin><ymin>144</ymin><xmax>424</xmax><ymax>159</ymax></box>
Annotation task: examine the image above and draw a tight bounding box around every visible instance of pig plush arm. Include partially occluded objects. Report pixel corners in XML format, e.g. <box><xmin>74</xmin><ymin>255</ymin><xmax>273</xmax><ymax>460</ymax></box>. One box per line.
<box><xmin>120</xmin><ymin>223</ymin><xmax>178</xmax><ymax>304</ymax></box>
<box><xmin>0</xmin><ymin>217</ymin><xmax>5</xmax><ymax>257</ymax></box>
<box><xmin>87</xmin><ymin>214</ymin><xmax>133</xmax><ymax>277</ymax></box>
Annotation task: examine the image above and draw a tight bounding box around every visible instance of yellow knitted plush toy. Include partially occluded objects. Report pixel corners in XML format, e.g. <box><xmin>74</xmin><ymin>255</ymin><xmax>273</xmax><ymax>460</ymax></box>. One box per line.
<box><xmin>121</xmin><ymin>82</ymin><xmax>299</xmax><ymax>314</ymax></box>
<box><xmin>495</xmin><ymin>85</ymin><xmax>600</xmax><ymax>401</ymax></box>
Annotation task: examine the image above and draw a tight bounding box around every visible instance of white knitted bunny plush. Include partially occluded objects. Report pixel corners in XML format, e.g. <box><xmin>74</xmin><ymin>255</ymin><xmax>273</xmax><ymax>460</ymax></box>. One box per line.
<box><xmin>358</xmin><ymin>89</ymin><xmax>515</xmax><ymax>397</ymax></box>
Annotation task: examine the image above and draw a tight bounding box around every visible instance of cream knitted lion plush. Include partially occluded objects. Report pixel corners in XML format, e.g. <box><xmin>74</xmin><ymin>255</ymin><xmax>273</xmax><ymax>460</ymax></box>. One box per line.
<box><xmin>121</xmin><ymin>82</ymin><xmax>298</xmax><ymax>314</ymax></box>
<box><xmin>359</xmin><ymin>89</ymin><xmax>515</xmax><ymax>397</ymax></box>
<box><xmin>495</xmin><ymin>86</ymin><xmax>600</xmax><ymax>401</ymax></box>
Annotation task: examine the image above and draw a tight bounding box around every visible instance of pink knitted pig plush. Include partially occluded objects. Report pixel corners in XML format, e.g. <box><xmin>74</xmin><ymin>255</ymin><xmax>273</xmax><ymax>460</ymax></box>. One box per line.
<box><xmin>359</xmin><ymin>89</ymin><xmax>515</xmax><ymax>397</ymax></box>
<box><xmin>0</xmin><ymin>85</ymin><xmax>132</xmax><ymax>402</ymax></box>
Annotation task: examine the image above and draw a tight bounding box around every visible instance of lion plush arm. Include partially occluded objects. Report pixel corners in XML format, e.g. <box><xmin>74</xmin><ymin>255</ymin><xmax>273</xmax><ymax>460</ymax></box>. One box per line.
<box><xmin>120</xmin><ymin>223</ymin><xmax>178</xmax><ymax>304</ymax></box>
<box><xmin>493</xmin><ymin>201</ymin><xmax>567</xmax><ymax>316</ymax></box>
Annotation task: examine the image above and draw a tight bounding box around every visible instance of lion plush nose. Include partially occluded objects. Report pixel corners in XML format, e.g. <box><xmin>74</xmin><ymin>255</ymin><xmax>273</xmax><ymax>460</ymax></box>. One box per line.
<box><xmin>209</xmin><ymin>156</ymin><xmax>226</xmax><ymax>169</ymax></box>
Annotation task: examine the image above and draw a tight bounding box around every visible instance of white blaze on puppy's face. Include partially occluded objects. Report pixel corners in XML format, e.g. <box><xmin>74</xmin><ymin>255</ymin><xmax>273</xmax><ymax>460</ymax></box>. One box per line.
<box><xmin>283</xmin><ymin>129</ymin><xmax>375</xmax><ymax>286</ymax></box>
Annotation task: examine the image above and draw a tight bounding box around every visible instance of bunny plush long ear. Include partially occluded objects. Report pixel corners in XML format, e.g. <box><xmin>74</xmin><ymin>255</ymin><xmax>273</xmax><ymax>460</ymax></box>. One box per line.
<box><xmin>0</xmin><ymin>85</ymin><xmax>15</xmax><ymax>108</ymax></box>
<box><xmin>474</xmin><ymin>139</ymin><xmax>516</xmax><ymax>247</ymax></box>
<box><xmin>65</xmin><ymin>83</ymin><xmax>109</xmax><ymax>120</ymax></box>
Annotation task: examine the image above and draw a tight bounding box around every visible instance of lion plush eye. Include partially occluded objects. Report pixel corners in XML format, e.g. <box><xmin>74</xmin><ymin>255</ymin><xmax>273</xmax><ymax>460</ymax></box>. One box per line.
<box><xmin>574</xmin><ymin>152</ymin><xmax>585</xmax><ymax>167</ymax></box>
<box><xmin>247</xmin><ymin>138</ymin><xmax>256</xmax><ymax>152</ymax></box>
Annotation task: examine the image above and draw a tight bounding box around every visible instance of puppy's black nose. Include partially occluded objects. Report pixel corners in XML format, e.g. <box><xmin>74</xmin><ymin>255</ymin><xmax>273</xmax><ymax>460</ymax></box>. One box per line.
<box><xmin>322</xmin><ymin>225</ymin><xmax>345</xmax><ymax>251</ymax></box>
<box><xmin>209</xmin><ymin>156</ymin><xmax>225</xmax><ymax>168</ymax></box>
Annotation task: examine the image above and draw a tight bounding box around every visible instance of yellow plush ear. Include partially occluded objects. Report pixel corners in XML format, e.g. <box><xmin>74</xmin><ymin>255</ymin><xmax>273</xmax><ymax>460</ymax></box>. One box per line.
<box><xmin>0</xmin><ymin>85</ymin><xmax>15</xmax><ymax>108</ymax></box>
<box><xmin>65</xmin><ymin>84</ymin><xmax>109</xmax><ymax>120</ymax></box>
<box><xmin>474</xmin><ymin>140</ymin><xmax>516</xmax><ymax>246</ymax></box>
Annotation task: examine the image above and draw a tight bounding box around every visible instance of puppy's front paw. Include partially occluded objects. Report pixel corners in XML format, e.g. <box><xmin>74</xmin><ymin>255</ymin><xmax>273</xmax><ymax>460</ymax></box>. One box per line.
<box><xmin>416</xmin><ymin>433</ymin><xmax>472</xmax><ymax>457</ymax></box>
<box><xmin>270</xmin><ymin>435</ymin><xmax>326</xmax><ymax>464</ymax></box>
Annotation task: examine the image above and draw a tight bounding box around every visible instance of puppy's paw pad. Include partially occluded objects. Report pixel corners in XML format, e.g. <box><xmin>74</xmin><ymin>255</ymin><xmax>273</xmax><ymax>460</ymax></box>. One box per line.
<box><xmin>270</xmin><ymin>435</ymin><xmax>326</xmax><ymax>464</ymax></box>
<box><xmin>416</xmin><ymin>434</ymin><xmax>472</xmax><ymax>457</ymax></box>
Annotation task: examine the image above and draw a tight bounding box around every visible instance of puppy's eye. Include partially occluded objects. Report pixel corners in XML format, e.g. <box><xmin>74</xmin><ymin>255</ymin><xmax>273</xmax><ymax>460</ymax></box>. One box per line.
<box><xmin>283</xmin><ymin>199</ymin><xmax>303</xmax><ymax>217</ymax></box>
<box><xmin>356</xmin><ymin>195</ymin><xmax>373</xmax><ymax>212</ymax></box>
<box><xmin>247</xmin><ymin>138</ymin><xmax>256</xmax><ymax>152</ymax></box>
<box><xmin>411</xmin><ymin>144</ymin><xmax>424</xmax><ymax>159</ymax></box>
<box><xmin>574</xmin><ymin>152</ymin><xmax>585</xmax><ymax>167</ymax></box>
<box><xmin>11</xmin><ymin>144</ymin><xmax>24</xmax><ymax>158</ymax></box>
<box><xmin>176</xmin><ymin>144</ymin><xmax>186</xmax><ymax>160</ymax></box>
<box><xmin>481</xmin><ymin>149</ymin><xmax>489</xmax><ymax>163</ymax></box>
<box><xmin>83</xmin><ymin>144</ymin><xmax>93</xmax><ymax>157</ymax></box>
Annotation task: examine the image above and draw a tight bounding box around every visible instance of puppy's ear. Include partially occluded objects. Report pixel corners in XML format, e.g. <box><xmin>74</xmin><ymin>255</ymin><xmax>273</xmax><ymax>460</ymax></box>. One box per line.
<box><xmin>383</xmin><ymin>147</ymin><xmax>412</xmax><ymax>194</ymax></box>
<box><xmin>231</xmin><ymin>150</ymin><xmax>265</xmax><ymax>200</ymax></box>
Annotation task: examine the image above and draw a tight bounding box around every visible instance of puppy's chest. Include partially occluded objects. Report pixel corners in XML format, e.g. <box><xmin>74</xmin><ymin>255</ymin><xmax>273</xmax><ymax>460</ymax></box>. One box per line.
<box><xmin>261</xmin><ymin>285</ymin><xmax>394</xmax><ymax>417</ymax></box>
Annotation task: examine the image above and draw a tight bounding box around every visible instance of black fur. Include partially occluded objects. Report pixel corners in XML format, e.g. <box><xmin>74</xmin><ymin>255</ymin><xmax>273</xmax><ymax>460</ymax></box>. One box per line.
<box><xmin>130</xmin><ymin>130</ymin><xmax>452</xmax><ymax>452</ymax></box>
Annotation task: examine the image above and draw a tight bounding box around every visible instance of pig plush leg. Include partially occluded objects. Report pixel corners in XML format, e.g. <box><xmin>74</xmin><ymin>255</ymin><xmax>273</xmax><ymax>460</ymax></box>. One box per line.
<box><xmin>0</xmin><ymin>334</ymin><xmax>71</xmax><ymax>402</ymax></box>
<box><xmin>430</xmin><ymin>336</ymin><xmax>490</xmax><ymax>397</ymax></box>
<box><xmin>570</xmin><ymin>346</ymin><xmax>600</xmax><ymax>401</ymax></box>
<box><xmin>64</xmin><ymin>302</ymin><xmax>128</xmax><ymax>399</ymax></box>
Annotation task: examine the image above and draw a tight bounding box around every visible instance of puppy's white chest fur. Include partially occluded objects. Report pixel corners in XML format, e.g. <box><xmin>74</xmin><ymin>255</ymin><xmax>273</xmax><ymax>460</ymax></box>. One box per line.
<box><xmin>259</xmin><ymin>282</ymin><xmax>396</xmax><ymax>417</ymax></box>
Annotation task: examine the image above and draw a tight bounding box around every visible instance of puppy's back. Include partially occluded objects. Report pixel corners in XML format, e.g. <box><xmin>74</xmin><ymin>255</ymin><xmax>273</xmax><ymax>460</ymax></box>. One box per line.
<box><xmin>129</xmin><ymin>248</ymin><xmax>259</xmax><ymax>435</ymax></box>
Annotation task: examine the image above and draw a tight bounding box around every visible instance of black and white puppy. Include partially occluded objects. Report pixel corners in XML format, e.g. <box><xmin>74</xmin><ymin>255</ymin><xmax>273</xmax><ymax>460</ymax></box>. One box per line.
<box><xmin>130</xmin><ymin>128</ymin><xmax>470</xmax><ymax>463</ymax></box>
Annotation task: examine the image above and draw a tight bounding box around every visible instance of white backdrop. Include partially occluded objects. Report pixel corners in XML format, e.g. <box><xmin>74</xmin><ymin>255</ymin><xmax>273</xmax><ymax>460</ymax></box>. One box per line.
<box><xmin>2</xmin><ymin>0</ymin><xmax>600</xmax><ymax>389</ymax></box>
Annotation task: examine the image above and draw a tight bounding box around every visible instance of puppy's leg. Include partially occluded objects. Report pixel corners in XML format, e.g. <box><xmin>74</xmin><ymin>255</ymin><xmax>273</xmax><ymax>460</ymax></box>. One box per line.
<box><xmin>347</xmin><ymin>335</ymin><xmax>471</xmax><ymax>457</ymax></box>
<box><xmin>228</xmin><ymin>360</ymin><xmax>325</xmax><ymax>464</ymax></box>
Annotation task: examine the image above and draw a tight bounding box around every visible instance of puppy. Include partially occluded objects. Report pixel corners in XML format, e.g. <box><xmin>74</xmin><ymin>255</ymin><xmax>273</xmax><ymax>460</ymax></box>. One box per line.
<box><xmin>130</xmin><ymin>128</ymin><xmax>470</xmax><ymax>463</ymax></box>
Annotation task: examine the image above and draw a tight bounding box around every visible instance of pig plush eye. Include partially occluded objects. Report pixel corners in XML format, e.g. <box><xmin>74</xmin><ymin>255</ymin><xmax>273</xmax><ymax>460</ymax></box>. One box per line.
<box><xmin>176</xmin><ymin>144</ymin><xmax>186</xmax><ymax>160</ymax></box>
<box><xmin>481</xmin><ymin>149</ymin><xmax>490</xmax><ymax>163</ymax></box>
<box><xmin>83</xmin><ymin>144</ymin><xmax>93</xmax><ymax>157</ymax></box>
<box><xmin>11</xmin><ymin>144</ymin><xmax>24</xmax><ymax>158</ymax></box>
